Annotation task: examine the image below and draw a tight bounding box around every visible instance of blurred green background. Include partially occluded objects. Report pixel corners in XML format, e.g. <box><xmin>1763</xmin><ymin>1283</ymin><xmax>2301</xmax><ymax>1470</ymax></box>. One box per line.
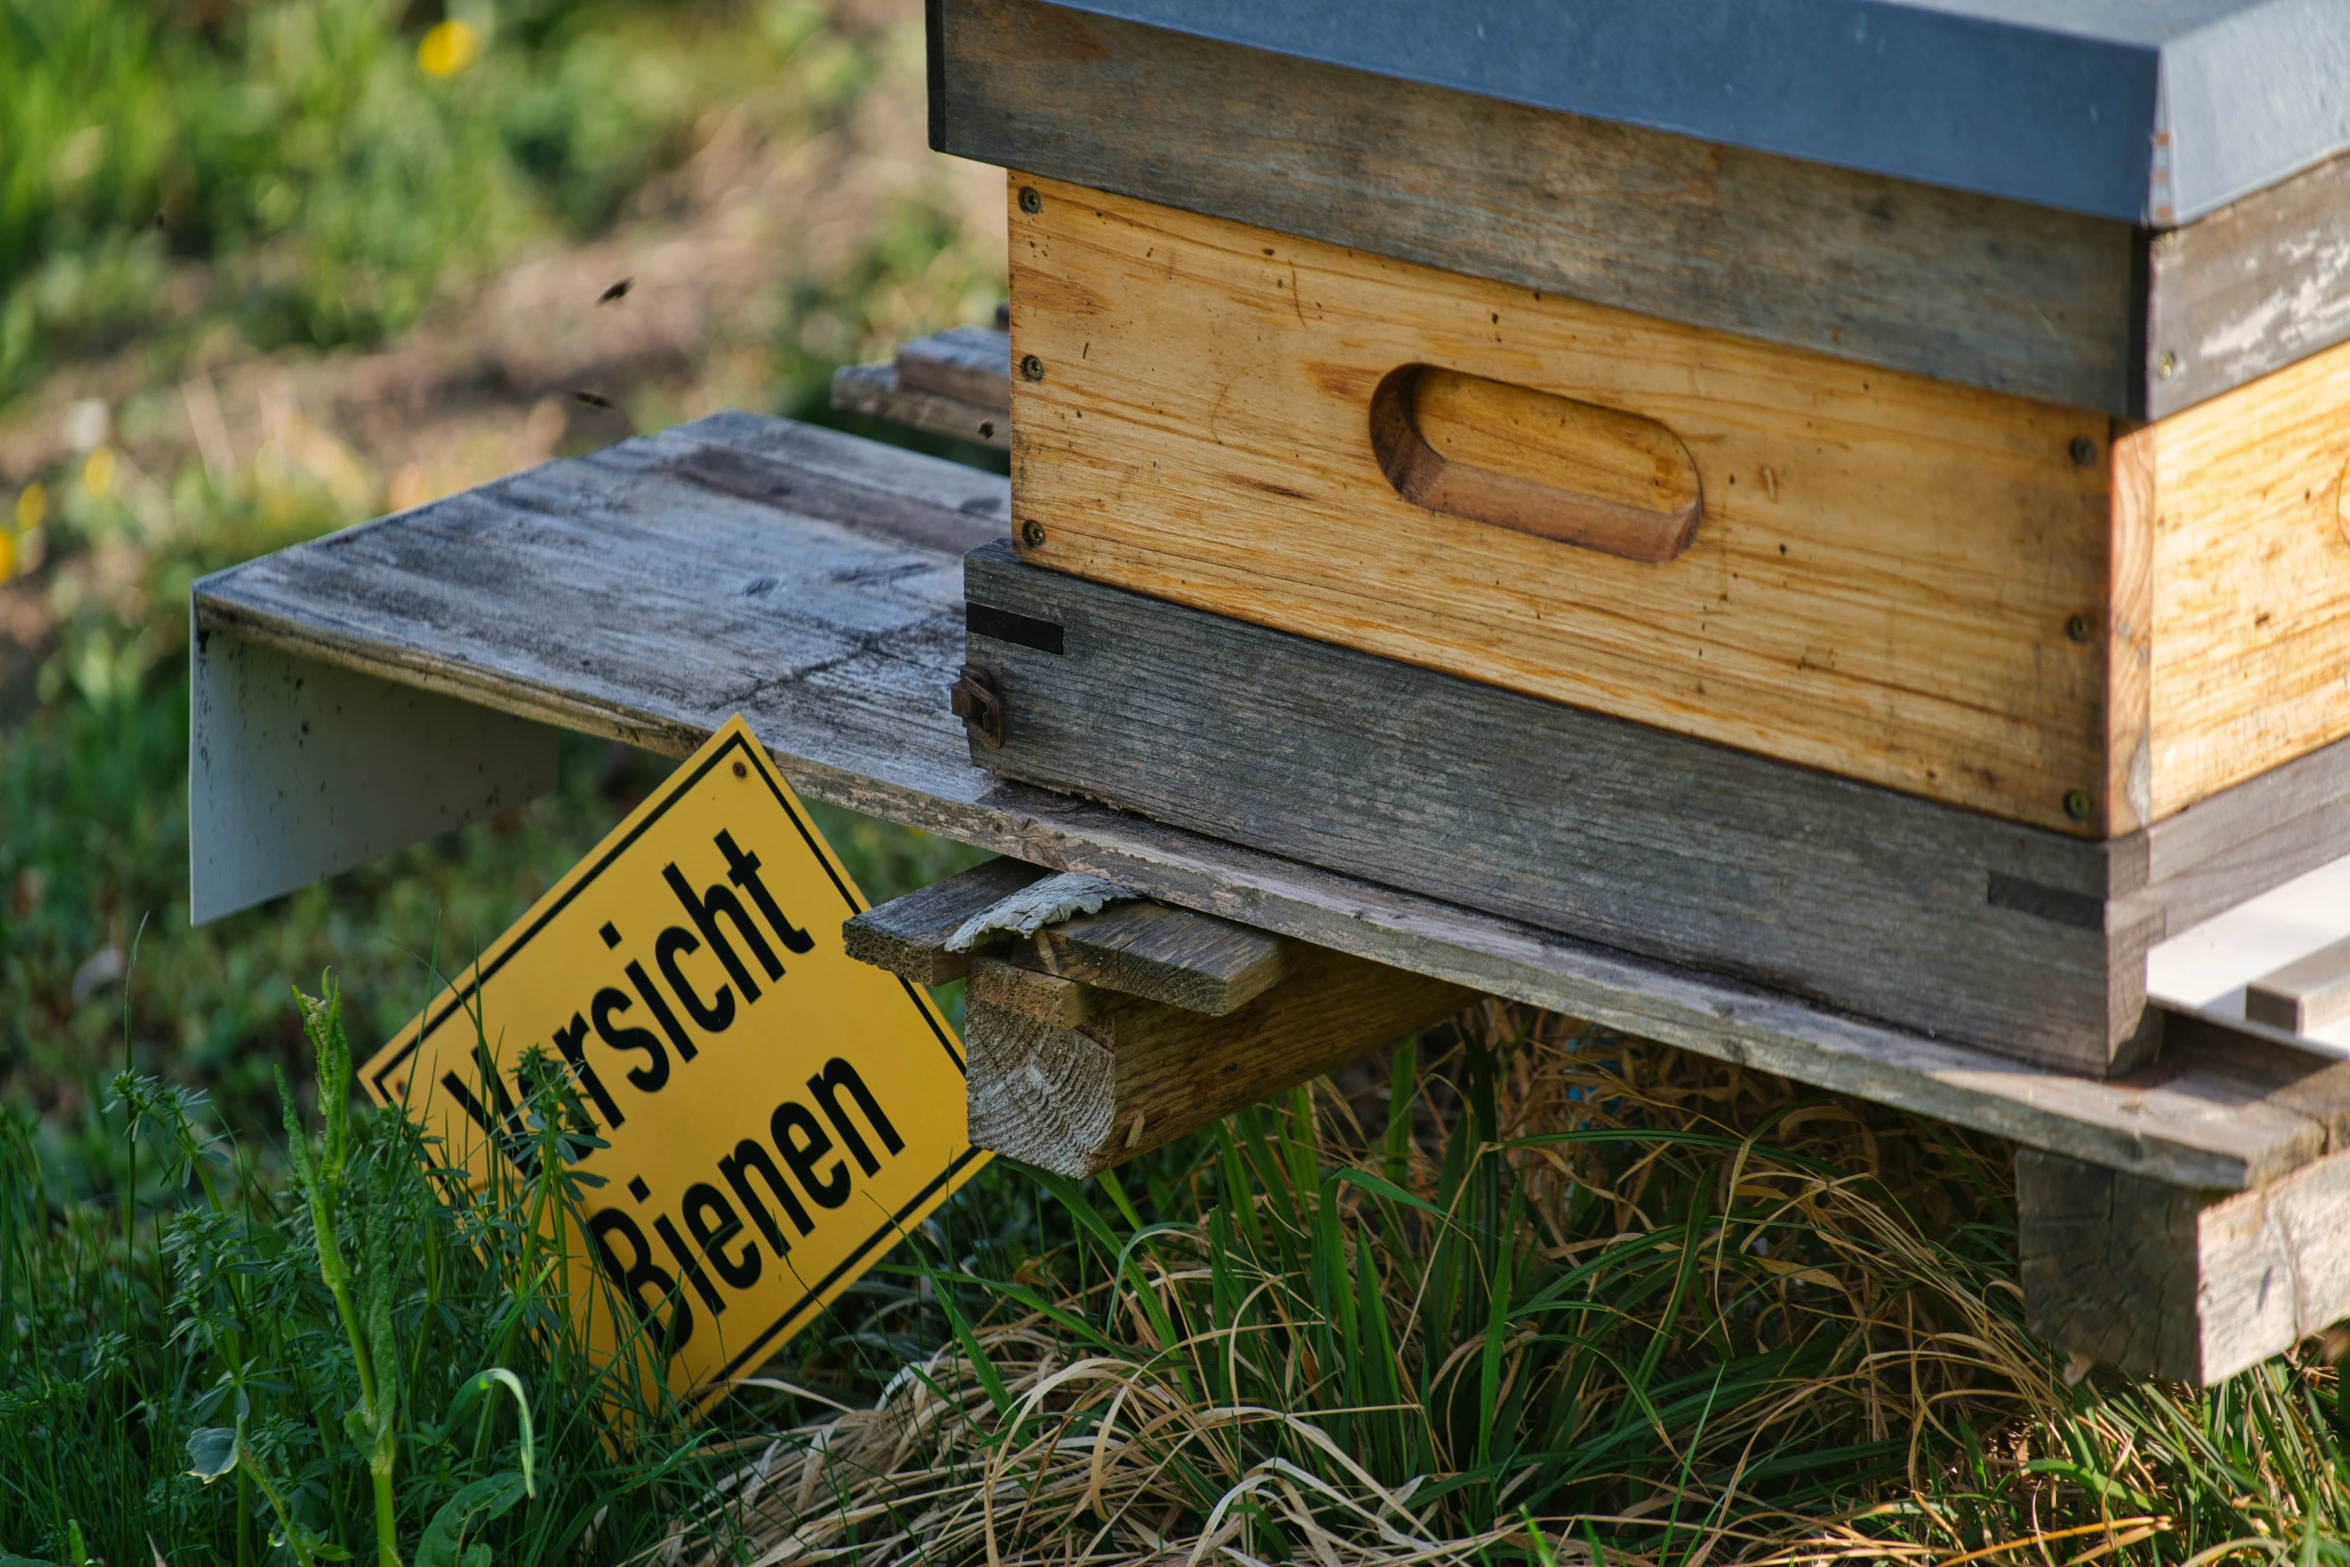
<box><xmin>1</xmin><ymin>0</ymin><xmax>1006</xmax><ymax>1144</ymax></box>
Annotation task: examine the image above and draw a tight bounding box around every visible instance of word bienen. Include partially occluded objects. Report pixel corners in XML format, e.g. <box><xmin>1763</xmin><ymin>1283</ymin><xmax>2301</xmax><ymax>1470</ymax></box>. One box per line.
<box><xmin>590</xmin><ymin>1054</ymin><xmax>904</xmax><ymax>1359</ymax></box>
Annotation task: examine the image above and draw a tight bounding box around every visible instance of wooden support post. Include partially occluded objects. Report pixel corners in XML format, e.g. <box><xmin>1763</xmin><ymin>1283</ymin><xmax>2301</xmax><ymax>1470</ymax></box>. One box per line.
<box><xmin>2017</xmin><ymin>1145</ymin><xmax>2350</xmax><ymax>1382</ymax></box>
<box><xmin>843</xmin><ymin>860</ymin><xmax>1473</xmax><ymax>1175</ymax></box>
<box><xmin>965</xmin><ymin>945</ymin><xmax>1470</xmax><ymax>1175</ymax></box>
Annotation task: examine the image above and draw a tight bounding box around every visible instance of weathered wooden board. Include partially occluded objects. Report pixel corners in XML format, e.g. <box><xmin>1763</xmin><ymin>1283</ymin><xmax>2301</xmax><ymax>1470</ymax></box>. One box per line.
<box><xmin>2145</xmin><ymin>152</ymin><xmax>2350</xmax><ymax>418</ymax></box>
<box><xmin>1032</xmin><ymin>899</ymin><xmax>1287</xmax><ymax>1015</ymax></box>
<box><xmin>2018</xmin><ymin>1144</ymin><xmax>2350</xmax><ymax>1383</ymax></box>
<box><xmin>965</xmin><ymin>543</ymin><xmax>2350</xmax><ymax>1078</ymax></box>
<box><xmin>1006</xmin><ymin>175</ymin><xmax>2117</xmax><ymax>836</ymax></box>
<box><xmin>965</xmin><ymin>945</ymin><xmax>1470</xmax><ymax>1174</ymax></box>
<box><xmin>846</xmin><ymin>857</ymin><xmax>1288</xmax><ymax>1015</ymax></box>
<box><xmin>965</xmin><ymin>542</ymin><xmax>2154</xmax><ymax>1075</ymax></box>
<box><xmin>191</xmin><ymin>409</ymin><xmax>2350</xmax><ymax>1191</ymax></box>
<box><xmin>831</xmin><ymin>361</ymin><xmax>1010</xmax><ymax>450</ymax></box>
<box><xmin>936</xmin><ymin>0</ymin><xmax>2350</xmax><ymax>418</ymax></box>
<box><xmin>897</xmin><ymin>326</ymin><xmax>1010</xmax><ymax>410</ymax></box>
<box><xmin>841</xmin><ymin>855</ymin><xmax>1048</xmax><ymax>983</ymax></box>
<box><xmin>989</xmin><ymin>0</ymin><xmax>2350</xmax><ymax>230</ymax></box>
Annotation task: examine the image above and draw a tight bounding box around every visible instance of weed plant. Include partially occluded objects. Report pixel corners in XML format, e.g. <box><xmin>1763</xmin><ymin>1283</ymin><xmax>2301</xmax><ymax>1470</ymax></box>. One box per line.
<box><xmin>705</xmin><ymin>1009</ymin><xmax>2350</xmax><ymax>1566</ymax></box>
<box><xmin>0</xmin><ymin>966</ymin><xmax>750</xmax><ymax>1563</ymax></box>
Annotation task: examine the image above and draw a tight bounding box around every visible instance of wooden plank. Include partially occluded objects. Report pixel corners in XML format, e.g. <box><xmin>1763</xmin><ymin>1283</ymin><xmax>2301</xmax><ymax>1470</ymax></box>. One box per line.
<box><xmin>848</xmin><ymin>865</ymin><xmax>1291</xmax><ymax>1013</ymax></box>
<box><xmin>1007</xmin><ymin>174</ymin><xmax>2116</xmax><ymax>836</ymax></box>
<box><xmin>939</xmin><ymin>0</ymin><xmax>2350</xmax><ymax>419</ymax></box>
<box><xmin>964</xmin><ymin>541</ymin><xmax>2154</xmax><ymax>1076</ymax></box>
<box><xmin>2246</xmin><ymin>937</ymin><xmax>2350</xmax><ymax>1035</ymax></box>
<box><xmin>1032</xmin><ymin>899</ymin><xmax>1288</xmax><ymax>1015</ymax></box>
<box><xmin>2018</xmin><ymin>1145</ymin><xmax>2350</xmax><ymax>1383</ymax></box>
<box><xmin>2122</xmin><ymin>336</ymin><xmax>2350</xmax><ymax>823</ymax></box>
<box><xmin>189</xmin><ymin>409</ymin><xmax>2350</xmax><ymax>1191</ymax></box>
<box><xmin>2145</xmin><ymin>152</ymin><xmax>2350</xmax><ymax>421</ymax></box>
<box><xmin>935</xmin><ymin>0</ymin><xmax>2136</xmax><ymax>412</ymax></box>
<box><xmin>896</xmin><ymin>326</ymin><xmax>1011</xmax><ymax>410</ymax></box>
<box><xmin>841</xmin><ymin>856</ymin><xmax>1049</xmax><ymax>983</ymax></box>
<box><xmin>830</xmin><ymin>361</ymin><xmax>1010</xmax><ymax>450</ymax></box>
<box><xmin>964</xmin><ymin>945</ymin><xmax>1471</xmax><ymax>1175</ymax></box>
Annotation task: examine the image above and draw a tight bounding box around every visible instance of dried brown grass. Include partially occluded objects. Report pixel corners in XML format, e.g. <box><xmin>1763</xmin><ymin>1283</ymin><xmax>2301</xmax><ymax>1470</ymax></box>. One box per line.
<box><xmin>680</xmin><ymin>1007</ymin><xmax>2346</xmax><ymax>1567</ymax></box>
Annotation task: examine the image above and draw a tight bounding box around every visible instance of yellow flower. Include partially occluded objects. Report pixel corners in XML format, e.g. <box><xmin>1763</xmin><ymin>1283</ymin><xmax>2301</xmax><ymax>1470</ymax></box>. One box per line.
<box><xmin>13</xmin><ymin>480</ymin><xmax>44</xmax><ymax>531</ymax></box>
<box><xmin>417</xmin><ymin>19</ymin><xmax>483</xmax><ymax>78</ymax></box>
<box><xmin>83</xmin><ymin>448</ymin><xmax>115</xmax><ymax>496</ymax></box>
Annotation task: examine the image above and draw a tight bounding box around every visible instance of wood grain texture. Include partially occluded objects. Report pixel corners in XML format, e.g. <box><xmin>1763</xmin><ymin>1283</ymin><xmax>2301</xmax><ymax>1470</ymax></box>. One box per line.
<box><xmin>943</xmin><ymin>0</ymin><xmax>2350</xmax><ymax>420</ymax></box>
<box><xmin>1032</xmin><ymin>899</ymin><xmax>1288</xmax><ymax>1015</ymax></box>
<box><xmin>842</xmin><ymin>856</ymin><xmax>1048</xmax><ymax>983</ymax></box>
<box><xmin>897</xmin><ymin>326</ymin><xmax>1012</xmax><ymax>410</ymax></box>
<box><xmin>1371</xmin><ymin>367</ymin><xmax>1703</xmax><ymax>563</ymax></box>
<box><xmin>968</xmin><ymin>542</ymin><xmax>2153</xmax><ymax>1075</ymax></box>
<box><xmin>2019</xmin><ymin>1145</ymin><xmax>2350</xmax><ymax>1383</ymax></box>
<box><xmin>2132</xmin><ymin>336</ymin><xmax>2350</xmax><ymax>820</ymax></box>
<box><xmin>964</xmin><ymin>943</ymin><xmax>1470</xmax><ymax>1175</ymax></box>
<box><xmin>939</xmin><ymin>0</ymin><xmax>2138</xmax><ymax>412</ymax></box>
<box><xmin>1007</xmin><ymin>175</ymin><xmax>2115</xmax><ymax>835</ymax></box>
<box><xmin>189</xmin><ymin>409</ymin><xmax>2350</xmax><ymax>1190</ymax></box>
<box><xmin>831</xmin><ymin>362</ymin><xmax>1010</xmax><ymax>450</ymax></box>
<box><xmin>2146</xmin><ymin>153</ymin><xmax>2350</xmax><ymax>420</ymax></box>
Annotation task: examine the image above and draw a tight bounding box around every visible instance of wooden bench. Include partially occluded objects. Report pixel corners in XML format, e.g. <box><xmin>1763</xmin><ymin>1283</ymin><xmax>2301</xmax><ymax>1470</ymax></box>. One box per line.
<box><xmin>190</xmin><ymin>366</ymin><xmax>2350</xmax><ymax>1384</ymax></box>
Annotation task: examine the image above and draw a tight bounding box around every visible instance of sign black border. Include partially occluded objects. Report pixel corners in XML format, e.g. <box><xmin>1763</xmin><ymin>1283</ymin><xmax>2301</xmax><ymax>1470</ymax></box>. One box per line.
<box><xmin>362</xmin><ymin>724</ymin><xmax>977</xmax><ymax>1392</ymax></box>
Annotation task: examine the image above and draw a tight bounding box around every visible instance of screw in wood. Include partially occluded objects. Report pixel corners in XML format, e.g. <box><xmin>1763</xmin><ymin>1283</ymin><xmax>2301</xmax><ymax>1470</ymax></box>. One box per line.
<box><xmin>2068</xmin><ymin>436</ymin><xmax>2098</xmax><ymax>467</ymax></box>
<box><xmin>2063</xmin><ymin>789</ymin><xmax>2093</xmax><ymax>822</ymax></box>
<box><xmin>2065</xmin><ymin>614</ymin><xmax>2095</xmax><ymax>643</ymax></box>
<box><xmin>1020</xmin><ymin>354</ymin><xmax>1045</xmax><ymax>383</ymax></box>
<box><xmin>1020</xmin><ymin>518</ymin><xmax>1047</xmax><ymax>548</ymax></box>
<box><xmin>1018</xmin><ymin>186</ymin><xmax>1042</xmax><ymax>215</ymax></box>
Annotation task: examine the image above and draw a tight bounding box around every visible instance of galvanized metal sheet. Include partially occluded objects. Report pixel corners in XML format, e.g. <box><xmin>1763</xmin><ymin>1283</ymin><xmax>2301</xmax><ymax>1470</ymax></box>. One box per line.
<box><xmin>1037</xmin><ymin>0</ymin><xmax>2350</xmax><ymax>224</ymax></box>
<box><xmin>189</xmin><ymin>615</ymin><xmax>558</xmax><ymax>924</ymax></box>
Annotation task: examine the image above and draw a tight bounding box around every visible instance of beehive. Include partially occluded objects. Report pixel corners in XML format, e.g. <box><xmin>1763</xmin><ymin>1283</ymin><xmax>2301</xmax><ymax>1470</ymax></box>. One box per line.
<box><xmin>935</xmin><ymin>0</ymin><xmax>2350</xmax><ymax>1074</ymax></box>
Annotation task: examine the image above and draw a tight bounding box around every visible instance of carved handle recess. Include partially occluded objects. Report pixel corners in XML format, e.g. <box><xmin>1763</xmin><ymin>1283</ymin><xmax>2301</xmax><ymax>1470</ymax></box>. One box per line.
<box><xmin>1369</xmin><ymin>365</ymin><xmax>1703</xmax><ymax>563</ymax></box>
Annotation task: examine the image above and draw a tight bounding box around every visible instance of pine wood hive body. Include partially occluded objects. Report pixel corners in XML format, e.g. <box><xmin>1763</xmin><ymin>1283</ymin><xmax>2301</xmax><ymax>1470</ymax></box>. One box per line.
<box><xmin>1004</xmin><ymin>175</ymin><xmax>2350</xmax><ymax>840</ymax></box>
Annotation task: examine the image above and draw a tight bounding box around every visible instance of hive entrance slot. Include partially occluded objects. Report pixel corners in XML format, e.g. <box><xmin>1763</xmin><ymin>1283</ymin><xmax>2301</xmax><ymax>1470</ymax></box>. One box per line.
<box><xmin>1368</xmin><ymin>365</ymin><xmax>1703</xmax><ymax>562</ymax></box>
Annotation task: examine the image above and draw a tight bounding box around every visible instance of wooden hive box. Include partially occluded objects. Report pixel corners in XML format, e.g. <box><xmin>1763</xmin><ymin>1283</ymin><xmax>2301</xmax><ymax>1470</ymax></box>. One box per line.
<box><xmin>931</xmin><ymin>0</ymin><xmax>2350</xmax><ymax>1077</ymax></box>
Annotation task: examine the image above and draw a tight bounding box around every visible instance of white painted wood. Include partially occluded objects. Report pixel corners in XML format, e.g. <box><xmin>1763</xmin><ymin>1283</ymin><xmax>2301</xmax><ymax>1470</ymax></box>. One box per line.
<box><xmin>188</xmin><ymin>612</ymin><xmax>557</xmax><ymax>923</ymax></box>
<box><xmin>2146</xmin><ymin>851</ymin><xmax>2350</xmax><ymax>1055</ymax></box>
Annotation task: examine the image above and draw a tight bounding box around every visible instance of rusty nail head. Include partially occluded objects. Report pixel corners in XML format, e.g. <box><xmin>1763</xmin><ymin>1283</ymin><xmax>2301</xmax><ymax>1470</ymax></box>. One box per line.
<box><xmin>2063</xmin><ymin>789</ymin><xmax>2093</xmax><ymax>822</ymax></box>
<box><xmin>1019</xmin><ymin>186</ymin><xmax>1042</xmax><ymax>215</ymax></box>
<box><xmin>950</xmin><ymin>664</ymin><xmax>1007</xmax><ymax>749</ymax></box>
<box><xmin>1020</xmin><ymin>354</ymin><xmax>1045</xmax><ymax>382</ymax></box>
<box><xmin>2065</xmin><ymin>614</ymin><xmax>2094</xmax><ymax>643</ymax></box>
<box><xmin>1020</xmin><ymin>518</ymin><xmax>1046</xmax><ymax>548</ymax></box>
<box><xmin>732</xmin><ymin>760</ymin><xmax>747</xmax><ymax>777</ymax></box>
<box><xmin>2068</xmin><ymin>436</ymin><xmax>2097</xmax><ymax>467</ymax></box>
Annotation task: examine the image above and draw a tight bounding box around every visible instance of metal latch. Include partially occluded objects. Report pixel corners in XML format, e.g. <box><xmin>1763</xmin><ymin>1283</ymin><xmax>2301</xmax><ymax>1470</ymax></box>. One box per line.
<box><xmin>949</xmin><ymin>664</ymin><xmax>1007</xmax><ymax>749</ymax></box>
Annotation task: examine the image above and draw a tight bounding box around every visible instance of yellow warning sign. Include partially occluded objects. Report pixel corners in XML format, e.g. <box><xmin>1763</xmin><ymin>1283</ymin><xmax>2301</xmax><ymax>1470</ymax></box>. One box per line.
<box><xmin>361</xmin><ymin>716</ymin><xmax>985</xmax><ymax>1402</ymax></box>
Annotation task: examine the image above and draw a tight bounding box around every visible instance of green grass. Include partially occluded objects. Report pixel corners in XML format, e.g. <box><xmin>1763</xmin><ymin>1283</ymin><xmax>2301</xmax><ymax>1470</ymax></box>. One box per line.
<box><xmin>707</xmin><ymin>1019</ymin><xmax>2350</xmax><ymax>1567</ymax></box>
<box><xmin>5</xmin><ymin>2</ymin><xmax>2349</xmax><ymax>1562</ymax></box>
<box><xmin>0</xmin><ymin>0</ymin><xmax>915</xmax><ymax>403</ymax></box>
